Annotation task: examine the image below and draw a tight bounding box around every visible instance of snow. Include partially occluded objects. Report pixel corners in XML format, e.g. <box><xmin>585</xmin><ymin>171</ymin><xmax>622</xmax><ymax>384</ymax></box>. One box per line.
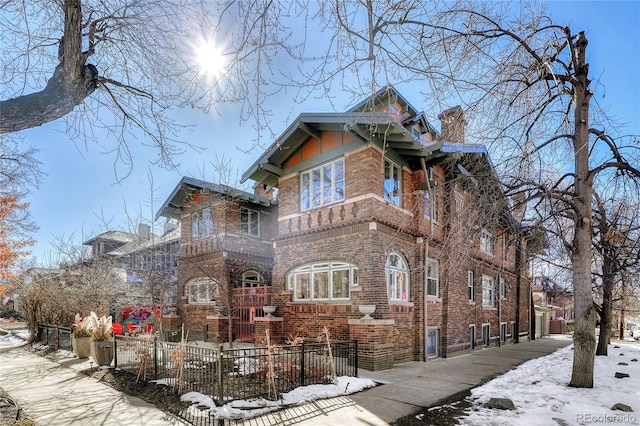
<box><xmin>0</xmin><ymin>329</ymin><xmax>29</xmax><ymax>349</ymax></box>
<box><xmin>2</xmin><ymin>323</ymin><xmax>638</xmax><ymax>425</ymax></box>
<box><xmin>457</xmin><ymin>336</ymin><xmax>640</xmax><ymax>425</ymax></box>
<box><xmin>180</xmin><ymin>376</ymin><xmax>377</xmax><ymax>420</ymax></box>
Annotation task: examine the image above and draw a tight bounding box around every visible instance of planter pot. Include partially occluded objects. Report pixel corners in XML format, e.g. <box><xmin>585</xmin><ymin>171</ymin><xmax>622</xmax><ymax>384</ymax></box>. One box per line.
<box><xmin>263</xmin><ymin>305</ymin><xmax>276</xmax><ymax>317</ymax></box>
<box><xmin>91</xmin><ymin>340</ymin><xmax>114</xmax><ymax>366</ymax></box>
<box><xmin>358</xmin><ymin>305</ymin><xmax>376</xmax><ymax>320</ymax></box>
<box><xmin>71</xmin><ymin>336</ymin><xmax>91</xmax><ymax>359</ymax></box>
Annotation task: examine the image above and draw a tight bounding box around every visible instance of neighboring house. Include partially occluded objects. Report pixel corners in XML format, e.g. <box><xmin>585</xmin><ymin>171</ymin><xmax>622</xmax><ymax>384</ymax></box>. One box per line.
<box><xmin>532</xmin><ymin>274</ymin><xmax>574</xmax><ymax>336</ymax></box>
<box><xmin>157</xmin><ymin>86</ymin><xmax>532</xmax><ymax>367</ymax></box>
<box><xmin>83</xmin><ymin>222</ymin><xmax>181</xmax><ymax>306</ymax></box>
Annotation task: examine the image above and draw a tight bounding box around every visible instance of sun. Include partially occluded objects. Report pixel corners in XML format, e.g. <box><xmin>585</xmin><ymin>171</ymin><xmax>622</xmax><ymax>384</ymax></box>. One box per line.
<box><xmin>193</xmin><ymin>36</ymin><xmax>227</xmax><ymax>81</ymax></box>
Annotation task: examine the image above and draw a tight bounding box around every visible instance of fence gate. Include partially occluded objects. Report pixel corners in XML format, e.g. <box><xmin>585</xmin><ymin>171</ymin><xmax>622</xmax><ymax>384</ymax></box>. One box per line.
<box><xmin>232</xmin><ymin>286</ymin><xmax>271</xmax><ymax>341</ymax></box>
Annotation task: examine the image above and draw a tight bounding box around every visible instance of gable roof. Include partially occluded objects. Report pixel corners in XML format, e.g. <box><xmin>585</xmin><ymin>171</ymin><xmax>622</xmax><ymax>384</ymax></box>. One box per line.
<box><xmin>241</xmin><ymin>86</ymin><xmax>485</xmax><ymax>188</ymax></box>
<box><xmin>155</xmin><ymin>176</ymin><xmax>274</xmax><ymax>220</ymax></box>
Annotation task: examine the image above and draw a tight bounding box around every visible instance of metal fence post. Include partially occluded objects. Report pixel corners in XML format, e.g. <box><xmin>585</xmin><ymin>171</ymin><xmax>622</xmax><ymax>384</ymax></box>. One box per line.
<box><xmin>113</xmin><ymin>337</ymin><xmax>118</xmax><ymax>368</ymax></box>
<box><xmin>217</xmin><ymin>344</ymin><xmax>224</xmax><ymax>403</ymax></box>
<box><xmin>153</xmin><ymin>335</ymin><xmax>158</xmax><ymax>379</ymax></box>
<box><xmin>354</xmin><ymin>340</ymin><xmax>359</xmax><ymax>377</ymax></box>
<box><xmin>300</xmin><ymin>342</ymin><xmax>305</xmax><ymax>386</ymax></box>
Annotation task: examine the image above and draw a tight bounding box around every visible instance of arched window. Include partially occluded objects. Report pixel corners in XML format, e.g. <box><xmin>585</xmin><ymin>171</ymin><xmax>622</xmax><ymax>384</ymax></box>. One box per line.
<box><xmin>286</xmin><ymin>261</ymin><xmax>358</xmax><ymax>302</ymax></box>
<box><xmin>386</xmin><ymin>252</ymin><xmax>409</xmax><ymax>302</ymax></box>
<box><xmin>238</xmin><ymin>270</ymin><xmax>267</xmax><ymax>288</ymax></box>
<box><xmin>185</xmin><ymin>277</ymin><xmax>218</xmax><ymax>304</ymax></box>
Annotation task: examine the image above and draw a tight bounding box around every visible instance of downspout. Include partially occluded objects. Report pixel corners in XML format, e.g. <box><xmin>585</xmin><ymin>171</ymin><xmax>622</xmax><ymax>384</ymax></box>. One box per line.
<box><xmin>420</xmin><ymin>157</ymin><xmax>433</xmax><ymax>361</ymax></box>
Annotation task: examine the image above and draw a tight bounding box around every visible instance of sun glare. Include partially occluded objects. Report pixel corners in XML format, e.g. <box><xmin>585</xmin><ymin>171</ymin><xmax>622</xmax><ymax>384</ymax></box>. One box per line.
<box><xmin>194</xmin><ymin>37</ymin><xmax>227</xmax><ymax>81</ymax></box>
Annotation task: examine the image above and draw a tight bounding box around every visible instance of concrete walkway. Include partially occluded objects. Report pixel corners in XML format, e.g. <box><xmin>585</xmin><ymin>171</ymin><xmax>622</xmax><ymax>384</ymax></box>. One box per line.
<box><xmin>351</xmin><ymin>337</ymin><xmax>572</xmax><ymax>424</ymax></box>
<box><xmin>0</xmin><ymin>331</ymin><xmax>570</xmax><ymax>426</ymax></box>
<box><xmin>0</xmin><ymin>346</ymin><xmax>188</xmax><ymax>425</ymax></box>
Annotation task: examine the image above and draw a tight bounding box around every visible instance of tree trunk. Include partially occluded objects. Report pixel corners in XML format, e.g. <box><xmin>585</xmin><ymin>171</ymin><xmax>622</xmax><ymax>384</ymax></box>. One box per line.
<box><xmin>568</xmin><ymin>31</ymin><xmax>597</xmax><ymax>388</ymax></box>
<box><xmin>0</xmin><ymin>0</ymin><xmax>97</xmax><ymax>134</ymax></box>
<box><xmin>569</xmin><ymin>304</ymin><xmax>598</xmax><ymax>388</ymax></box>
<box><xmin>595</xmin><ymin>288</ymin><xmax>612</xmax><ymax>355</ymax></box>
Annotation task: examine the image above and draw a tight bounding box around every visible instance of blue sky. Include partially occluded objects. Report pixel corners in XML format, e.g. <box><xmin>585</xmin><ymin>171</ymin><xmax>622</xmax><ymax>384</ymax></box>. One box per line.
<box><xmin>23</xmin><ymin>1</ymin><xmax>640</xmax><ymax>264</ymax></box>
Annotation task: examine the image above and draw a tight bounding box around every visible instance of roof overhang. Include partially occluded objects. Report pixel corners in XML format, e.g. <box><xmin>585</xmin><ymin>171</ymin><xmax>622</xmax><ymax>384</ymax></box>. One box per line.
<box><xmin>155</xmin><ymin>176</ymin><xmax>273</xmax><ymax>221</ymax></box>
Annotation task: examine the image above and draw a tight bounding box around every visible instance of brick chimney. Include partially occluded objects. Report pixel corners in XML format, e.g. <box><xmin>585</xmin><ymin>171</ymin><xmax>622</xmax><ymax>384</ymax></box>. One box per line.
<box><xmin>438</xmin><ymin>106</ymin><xmax>466</xmax><ymax>143</ymax></box>
<box><xmin>138</xmin><ymin>223</ymin><xmax>151</xmax><ymax>240</ymax></box>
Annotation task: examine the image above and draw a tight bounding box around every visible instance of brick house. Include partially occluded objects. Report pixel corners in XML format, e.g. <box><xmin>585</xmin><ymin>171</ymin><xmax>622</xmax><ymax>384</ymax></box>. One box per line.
<box><xmin>157</xmin><ymin>86</ymin><xmax>531</xmax><ymax>369</ymax></box>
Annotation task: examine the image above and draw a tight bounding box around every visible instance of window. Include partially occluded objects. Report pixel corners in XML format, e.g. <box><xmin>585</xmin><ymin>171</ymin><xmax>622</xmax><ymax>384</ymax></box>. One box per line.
<box><xmin>300</xmin><ymin>157</ymin><xmax>345</xmax><ymax>211</ymax></box>
<box><xmin>500</xmin><ymin>323</ymin><xmax>507</xmax><ymax>343</ymax></box>
<box><xmin>482</xmin><ymin>324</ymin><xmax>490</xmax><ymax>346</ymax></box>
<box><xmin>427</xmin><ymin>258</ymin><xmax>439</xmax><ymax>297</ymax></box>
<box><xmin>468</xmin><ymin>270</ymin><xmax>475</xmax><ymax>302</ymax></box>
<box><xmin>500</xmin><ymin>277</ymin><xmax>506</xmax><ymax>299</ymax></box>
<box><xmin>384</xmin><ymin>159</ymin><xmax>402</xmax><ymax>206</ymax></box>
<box><xmin>286</xmin><ymin>261</ymin><xmax>357</xmax><ymax>301</ymax></box>
<box><xmin>482</xmin><ymin>275</ymin><xmax>495</xmax><ymax>308</ymax></box>
<box><xmin>510</xmin><ymin>322</ymin><xmax>516</xmax><ymax>339</ymax></box>
<box><xmin>411</xmin><ymin>126</ymin><xmax>421</xmax><ymax>141</ymax></box>
<box><xmin>386</xmin><ymin>252</ymin><xmax>410</xmax><ymax>302</ymax></box>
<box><xmin>238</xmin><ymin>270</ymin><xmax>266</xmax><ymax>287</ymax></box>
<box><xmin>192</xmin><ymin>208</ymin><xmax>214</xmax><ymax>240</ymax></box>
<box><xmin>480</xmin><ymin>228</ymin><xmax>494</xmax><ymax>255</ymax></box>
<box><xmin>185</xmin><ymin>278</ymin><xmax>218</xmax><ymax>304</ymax></box>
<box><xmin>469</xmin><ymin>325</ymin><xmax>476</xmax><ymax>350</ymax></box>
<box><xmin>239</xmin><ymin>207</ymin><xmax>260</xmax><ymax>237</ymax></box>
<box><xmin>427</xmin><ymin>328</ymin><xmax>439</xmax><ymax>357</ymax></box>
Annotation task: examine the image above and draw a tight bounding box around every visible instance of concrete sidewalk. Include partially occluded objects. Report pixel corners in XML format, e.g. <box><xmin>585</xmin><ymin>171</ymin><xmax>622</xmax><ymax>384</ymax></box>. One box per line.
<box><xmin>0</xmin><ymin>346</ymin><xmax>188</xmax><ymax>425</ymax></box>
<box><xmin>0</xmin><ymin>333</ymin><xmax>570</xmax><ymax>426</ymax></box>
<box><xmin>351</xmin><ymin>337</ymin><xmax>572</xmax><ymax>424</ymax></box>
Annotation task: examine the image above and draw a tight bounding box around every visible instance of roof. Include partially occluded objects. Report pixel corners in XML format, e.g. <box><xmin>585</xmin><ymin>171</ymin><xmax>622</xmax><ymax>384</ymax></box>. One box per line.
<box><xmin>240</xmin><ymin>86</ymin><xmax>486</xmax><ymax>187</ymax></box>
<box><xmin>155</xmin><ymin>176</ymin><xmax>274</xmax><ymax>221</ymax></box>
<box><xmin>82</xmin><ymin>230</ymin><xmax>138</xmax><ymax>246</ymax></box>
<box><xmin>107</xmin><ymin>227</ymin><xmax>181</xmax><ymax>256</ymax></box>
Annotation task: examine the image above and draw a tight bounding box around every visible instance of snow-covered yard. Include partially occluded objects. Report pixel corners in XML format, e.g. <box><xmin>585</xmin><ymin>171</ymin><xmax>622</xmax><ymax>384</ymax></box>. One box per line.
<box><xmin>458</xmin><ymin>335</ymin><xmax>640</xmax><ymax>425</ymax></box>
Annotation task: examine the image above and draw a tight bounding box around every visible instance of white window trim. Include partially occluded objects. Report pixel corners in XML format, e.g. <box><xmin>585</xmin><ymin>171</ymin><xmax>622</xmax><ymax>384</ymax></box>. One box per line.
<box><xmin>500</xmin><ymin>277</ymin><xmax>507</xmax><ymax>299</ymax></box>
<box><xmin>427</xmin><ymin>258</ymin><xmax>439</xmax><ymax>297</ymax></box>
<box><xmin>467</xmin><ymin>270</ymin><xmax>475</xmax><ymax>302</ymax></box>
<box><xmin>482</xmin><ymin>275</ymin><xmax>495</xmax><ymax>308</ymax></box>
<box><xmin>192</xmin><ymin>208</ymin><xmax>214</xmax><ymax>241</ymax></box>
<box><xmin>386</xmin><ymin>252</ymin><xmax>410</xmax><ymax>302</ymax></box>
<box><xmin>287</xmin><ymin>261</ymin><xmax>356</xmax><ymax>302</ymax></box>
<box><xmin>300</xmin><ymin>157</ymin><xmax>345</xmax><ymax>211</ymax></box>
<box><xmin>384</xmin><ymin>158</ymin><xmax>402</xmax><ymax>206</ymax></box>
<box><xmin>239</xmin><ymin>207</ymin><xmax>260</xmax><ymax>237</ymax></box>
<box><xmin>480</xmin><ymin>227</ymin><xmax>494</xmax><ymax>255</ymax></box>
<box><xmin>185</xmin><ymin>277</ymin><xmax>218</xmax><ymax>305</ymax></box>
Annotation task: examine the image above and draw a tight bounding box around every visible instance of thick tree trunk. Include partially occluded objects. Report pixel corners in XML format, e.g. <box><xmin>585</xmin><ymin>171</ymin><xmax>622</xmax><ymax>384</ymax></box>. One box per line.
<box><xmin>569</xmin><ymin>304</ymin><xmax>598</xmax><ymax>388</ymax></box>
<box><xmin>568</xmin><ymin>31</ymin><xmax>597</xmax><ymax>388</ymax></box>
<box><xmin>0</xmin><ymin>0</ymin><xmax>97</xmax><ymax>134</ymax></box>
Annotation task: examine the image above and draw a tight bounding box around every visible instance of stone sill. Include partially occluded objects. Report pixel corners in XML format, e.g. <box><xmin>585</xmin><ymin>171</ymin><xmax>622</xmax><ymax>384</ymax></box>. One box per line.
<box><xmin>348</xmin><ymin>319</ymin><xmax>395</xmax><ymax>325</ymax></box>
<box><xmin>255</xmin><ymin>317</ymin><xmax>283</xmax><ymax>322</ymax></box>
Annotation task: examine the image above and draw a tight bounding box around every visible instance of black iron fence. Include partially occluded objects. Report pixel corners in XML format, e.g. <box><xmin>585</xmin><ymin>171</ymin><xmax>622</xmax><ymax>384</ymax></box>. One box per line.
<box><xmin>36</xmin><ymin>324</ymin><xmax>72</xmax><ymax>351</ymax></box>
<box><xmin>113</xmin><ymin>335</ymin><xmax>358</xmax><ymax>404</ymax></box>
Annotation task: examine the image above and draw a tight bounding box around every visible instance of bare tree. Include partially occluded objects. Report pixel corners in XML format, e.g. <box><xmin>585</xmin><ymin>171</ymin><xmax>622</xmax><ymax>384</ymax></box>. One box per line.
<box><xmin>0</xmin><ymin>0</ymin><xmax>303</xmax><ymax>173</ymax></box>
<box><xmin>593</xmin><ymin>184</ymin><xmax>640</xmax><ymax>355</ymax></box>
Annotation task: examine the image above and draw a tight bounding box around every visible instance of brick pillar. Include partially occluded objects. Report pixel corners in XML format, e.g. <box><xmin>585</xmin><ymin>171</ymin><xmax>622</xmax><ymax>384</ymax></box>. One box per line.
<box><xmin>348</xmin><ymin>319</ymin><xmax>395</xmax><ymax>371</ymax></box>
<box><xmin>206</xmin><ymin>315</ymin><xmax>229</xmax><ymax>344</ymax></box>
<box><xmin>254</xmin><ymin>317</ymin><xmax>284</xmax><ymax>345</ymax></box>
